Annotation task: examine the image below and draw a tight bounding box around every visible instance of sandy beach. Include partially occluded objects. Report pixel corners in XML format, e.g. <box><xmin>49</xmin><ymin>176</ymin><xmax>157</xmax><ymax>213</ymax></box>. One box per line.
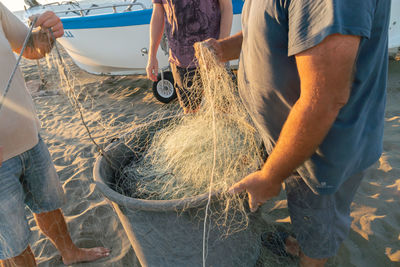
<box><xmin>18</xmin><ymin>48</ymin><xmax>399</xmax><ymax>267</ymax></box>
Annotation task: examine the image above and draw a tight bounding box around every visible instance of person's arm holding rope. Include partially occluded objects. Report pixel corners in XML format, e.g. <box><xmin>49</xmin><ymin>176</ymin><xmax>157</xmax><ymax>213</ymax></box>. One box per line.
<box><xmin>218</xmin><ymin>0</ymin><xmax>233</xmax><ymax>40</ymax></box>
<box><xmin>15</xmin><ymin>11</ymin><xmax>64</xmax><ymax>60</ymax></box>
<box><xmin>146</xmin><ymin>3</ymin><xmax>165</xmax><ymax>82</ymax></box>
<box><xmin>201</xmin><ymin>31</ymin><xmax>243</xmax><ymax>63</ymax></box>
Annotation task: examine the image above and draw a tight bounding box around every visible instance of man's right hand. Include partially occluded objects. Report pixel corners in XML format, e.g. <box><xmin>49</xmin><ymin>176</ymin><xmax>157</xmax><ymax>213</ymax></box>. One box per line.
<box><xmin>146</xmin><ymin>57</ymin><xmax>159</xmax><ymax>82</ymax></box>
<box><xmin>200</xmin><ymin>38</ymin><xmax>224</xmax><ymax>62</ymax></box>
<box><xmin>228</xmin><ymin>170</ymin><xmax>282</xmax><ymax>212</ymax></box>
<box><xmin>200</xmin><ymin>31</ymin><xmax>243</xmax><ymax>63</ymax></box>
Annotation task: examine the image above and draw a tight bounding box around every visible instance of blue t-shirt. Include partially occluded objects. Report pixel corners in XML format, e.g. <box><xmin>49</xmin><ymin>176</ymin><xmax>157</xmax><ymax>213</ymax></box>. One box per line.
<box><xmin>238</xmin><ymin>0</ymin><xmax>390</xmax><ymax>194</ymax></box>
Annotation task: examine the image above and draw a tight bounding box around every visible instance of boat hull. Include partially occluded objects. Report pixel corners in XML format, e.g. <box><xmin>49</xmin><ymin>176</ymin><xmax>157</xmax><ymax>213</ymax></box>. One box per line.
<box><xmin>59</xmin><ymin>24</ymin><xmax>169</xmax><ymax>75</ymax></box>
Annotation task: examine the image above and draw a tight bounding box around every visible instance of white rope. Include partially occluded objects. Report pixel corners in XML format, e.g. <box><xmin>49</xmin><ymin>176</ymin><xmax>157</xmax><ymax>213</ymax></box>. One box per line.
<box><xmin>49</xmin><ymin>29</ymin><xmax>115</xmax><ymax>167</ymax></box>
<box><xmin>200</xmin><ymin>46</ymin><xmax>217</xmax><ymax>267</ymax></box>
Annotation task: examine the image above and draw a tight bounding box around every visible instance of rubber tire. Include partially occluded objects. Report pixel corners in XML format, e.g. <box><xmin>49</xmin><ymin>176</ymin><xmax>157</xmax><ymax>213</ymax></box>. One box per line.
<box><xmin>152</xmin><ymin>71</ymin><xmax>177</xmax><ymax>104</ymax></box>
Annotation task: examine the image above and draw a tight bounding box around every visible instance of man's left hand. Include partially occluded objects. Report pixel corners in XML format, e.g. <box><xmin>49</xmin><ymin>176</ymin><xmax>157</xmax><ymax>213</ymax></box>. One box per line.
<box><xmin>229</xmin><ymin>170</ymin><xmax>282</xmax><ymax>212</ymax></box>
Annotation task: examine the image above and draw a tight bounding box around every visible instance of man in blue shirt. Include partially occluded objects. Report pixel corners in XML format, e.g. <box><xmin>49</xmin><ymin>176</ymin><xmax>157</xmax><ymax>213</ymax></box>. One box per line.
<box><xmin>206</xmin><ymin>0</ymin><xmax>390</xmax><ymax>265</ymax></box>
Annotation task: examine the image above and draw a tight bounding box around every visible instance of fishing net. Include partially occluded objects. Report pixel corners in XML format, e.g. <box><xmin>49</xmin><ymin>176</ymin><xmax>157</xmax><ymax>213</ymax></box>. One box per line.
<box><xmin>119</xmin><ymin>43</ymin><xmax>264</xmax><ymax>203</ymax></box>
<box><xmin>68</xmin><ymin>39</ymin><xmax>265</xmax><ymax>261</ymax></box>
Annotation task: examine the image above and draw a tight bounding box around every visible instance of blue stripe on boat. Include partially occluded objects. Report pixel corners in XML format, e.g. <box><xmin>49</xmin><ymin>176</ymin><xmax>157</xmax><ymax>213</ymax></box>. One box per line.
<box><xmin>61</xmin><ymin>0</ymin><xmax>244</xmax><ymax>30</ymax></box>
<box><xmin>61</xmin><ymin>9</ymin><xmax>152</xmax><ymax>29</ymax></box>
<box><xmin>232</xmin><ymin>0</ymin><xmax>244</xmax><ymax>15</ymax></box>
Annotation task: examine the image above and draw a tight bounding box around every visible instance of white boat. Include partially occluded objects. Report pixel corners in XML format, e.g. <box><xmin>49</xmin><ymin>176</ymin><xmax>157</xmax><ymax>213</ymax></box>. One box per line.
<box><xmin>25</xmin><ymin>0</ymin><xmax>243</xmax><ymax>76</ymax></box>
<box><xmin>25</xmin><ymin>0</ymin><xmax>166</xmax><ymax>76</ymax></box>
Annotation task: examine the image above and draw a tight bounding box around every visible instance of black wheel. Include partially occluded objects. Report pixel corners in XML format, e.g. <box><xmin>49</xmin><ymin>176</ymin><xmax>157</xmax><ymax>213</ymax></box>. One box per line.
<box><xmin>152</xmin><ymin>71</ymin><xmax>177</xmax><ymax>103</ymax></box>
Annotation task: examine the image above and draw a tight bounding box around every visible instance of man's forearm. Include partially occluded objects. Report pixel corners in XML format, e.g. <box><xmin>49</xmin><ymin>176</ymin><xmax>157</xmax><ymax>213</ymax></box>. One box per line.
<box><xmin>219</xmin><ymin>31</ymin><xmax>242</xmax><ymax>62</ymax></box>
<box><xmin>260</xmin><ymin>96</ymin><xmax>342</xmax><ymax>185</ymax></box>
<box><xmin>260</xmin><ymin>34</ymin><xmax>358</xmax><ymax>185</ymax></box>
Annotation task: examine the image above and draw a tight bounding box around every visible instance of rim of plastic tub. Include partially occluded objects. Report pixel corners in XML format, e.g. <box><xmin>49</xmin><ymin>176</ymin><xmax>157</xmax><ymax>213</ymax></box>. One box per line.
<box><xmin>93</xmin><ymin>154</ymin><xmax>221</xmax><ymax>212</ymax></box>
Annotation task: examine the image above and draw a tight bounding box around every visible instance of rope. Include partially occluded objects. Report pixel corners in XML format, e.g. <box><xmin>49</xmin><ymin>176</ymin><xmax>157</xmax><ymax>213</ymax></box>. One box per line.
<box><xmin>48</xmin><ymin>29</ymin><xmax>115</xmax><ymax>168</ymax></box>
<box><xmin>199</xmin><ymin>45</ymin><xmax>217</xmax><ymax>267</ymax></box>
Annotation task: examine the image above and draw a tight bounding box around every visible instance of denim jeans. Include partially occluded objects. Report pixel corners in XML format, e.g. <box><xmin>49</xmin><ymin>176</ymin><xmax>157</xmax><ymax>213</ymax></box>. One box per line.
<box><xmin>0</xmin><ymin>136</ymin><xmax>65</xmax><ymax>259</ymax></box>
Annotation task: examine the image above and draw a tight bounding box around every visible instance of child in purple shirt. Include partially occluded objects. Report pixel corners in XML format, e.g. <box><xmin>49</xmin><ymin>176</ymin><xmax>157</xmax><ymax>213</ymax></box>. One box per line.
<box><xmin>146</xmin><ymin>0</ymin><xmax>232</xmax><ymax>113</ymax></box>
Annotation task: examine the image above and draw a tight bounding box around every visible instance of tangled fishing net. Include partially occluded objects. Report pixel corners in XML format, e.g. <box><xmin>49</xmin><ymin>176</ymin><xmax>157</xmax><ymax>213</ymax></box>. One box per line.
<box><xmin>120</xmin><ymin>45</ymin><xmax>263</xmax><ymax>200</ymax></box>
<box><xmin>111</xmin><ymin>42</ymin><xmax>264</xmax><ymax>229</ymax></box>
<box><xmin>41</xmin><ymin>36</ymin><xmax>266</xmax><ymax>232</ymax></box>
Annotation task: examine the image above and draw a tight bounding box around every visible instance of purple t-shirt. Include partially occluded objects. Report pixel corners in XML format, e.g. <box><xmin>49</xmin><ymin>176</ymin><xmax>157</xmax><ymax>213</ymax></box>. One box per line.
<box><xmin>152</xmin><ymin>0</ymin><xmax>221</xmax><ymax>68</ymax></box>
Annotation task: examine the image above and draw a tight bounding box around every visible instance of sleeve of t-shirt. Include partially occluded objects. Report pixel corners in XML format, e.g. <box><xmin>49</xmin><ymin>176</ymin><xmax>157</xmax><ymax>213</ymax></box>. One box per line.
<box><xmin>0</xmin><ymin>2</ymin><xmax>29</xmax><ymax>52</ymax></box>
<box><xmin>287</xmin><ymin>0</ymin><xmax>375</xmax><ymax>56</ymax></box>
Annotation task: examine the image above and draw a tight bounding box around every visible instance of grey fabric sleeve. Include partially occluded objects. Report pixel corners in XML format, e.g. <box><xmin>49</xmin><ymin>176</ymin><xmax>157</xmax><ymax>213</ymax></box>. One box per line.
<box><xmin>288</xmin><ymin>0</ymin><xmax>375</xmax><ymax>56</ymax></box>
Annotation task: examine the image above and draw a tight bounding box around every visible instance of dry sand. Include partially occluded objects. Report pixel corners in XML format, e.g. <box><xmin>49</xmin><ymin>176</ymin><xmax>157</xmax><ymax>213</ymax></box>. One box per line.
<box><xmin>19</xmin><ymin>50</ymin><xmax>399</xmax><ymax>267</ymax></box>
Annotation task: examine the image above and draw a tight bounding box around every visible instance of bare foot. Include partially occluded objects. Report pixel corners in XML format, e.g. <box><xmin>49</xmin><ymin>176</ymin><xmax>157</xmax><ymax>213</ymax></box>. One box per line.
<box><xmin>62</xmin><ymin>247</ymin><xmax>110</xmax><ymax>265</ymax></box>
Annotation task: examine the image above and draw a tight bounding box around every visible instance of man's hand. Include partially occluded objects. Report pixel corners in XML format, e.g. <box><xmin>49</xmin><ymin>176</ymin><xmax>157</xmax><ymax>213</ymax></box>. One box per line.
<box><xmin>31</xmin><ymin>11</ymin><xmax>64</xmax><ymax>38</ymax></box>
<box><xmin>199</xmin><ymin>38</ymin><xmax>224</xmax><ymax>62</ymax></box>
<box><xmin>146</xmin><ymin>57</ymin><xmax>159</xmax><ymax>82</ymax></box>
<box><xmin>21</xmin><ymin>11</ymin><xmax>63</xmax><ymax>59</ymax></box>
<box><xmin>229</xmin><ymin>171</ymin><xmax>282</xmax><ymax>212</ymax></box>
<box><xmin>200</xmin><ymin>31</ymin><xmax>243</xmax><ymax>63</ymax></box>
